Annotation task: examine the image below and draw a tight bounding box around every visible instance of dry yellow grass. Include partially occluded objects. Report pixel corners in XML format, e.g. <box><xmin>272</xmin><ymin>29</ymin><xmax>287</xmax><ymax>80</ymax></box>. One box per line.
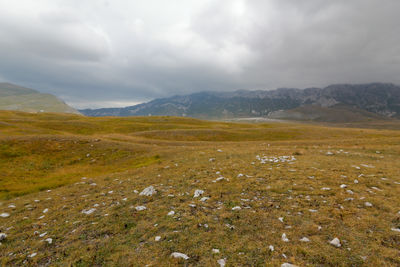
<box><xmin>0</xmin><ymin>111</ymin><xmax>399</xmax><ymax>266</ymax></box>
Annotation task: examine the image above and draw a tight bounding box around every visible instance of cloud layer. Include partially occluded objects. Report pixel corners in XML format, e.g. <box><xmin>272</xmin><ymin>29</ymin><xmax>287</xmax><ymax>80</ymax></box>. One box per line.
<box><xmin>0</xmin><ymin>0</ymin><xmax>399</xmax><ymax>108</ymax></box>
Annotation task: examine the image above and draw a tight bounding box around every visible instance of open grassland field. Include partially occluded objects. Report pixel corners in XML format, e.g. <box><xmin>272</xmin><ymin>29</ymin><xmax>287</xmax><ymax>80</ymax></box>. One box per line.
<box><xmin>0</xmin><ymin>111</ymin><xmax>399</xmax><ymax>266</ymax></box>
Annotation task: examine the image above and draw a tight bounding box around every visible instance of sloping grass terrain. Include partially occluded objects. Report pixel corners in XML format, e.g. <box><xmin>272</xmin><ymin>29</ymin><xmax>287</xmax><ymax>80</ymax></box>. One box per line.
<box><xmin>0</xmin><ymin>111</ymin><xmax>399</xmax><ymax>266</ymax></box>
<box><xmin>0</xmin><ymin>83</ymin><xmax>79</xmax><ymax>114</ymax></box>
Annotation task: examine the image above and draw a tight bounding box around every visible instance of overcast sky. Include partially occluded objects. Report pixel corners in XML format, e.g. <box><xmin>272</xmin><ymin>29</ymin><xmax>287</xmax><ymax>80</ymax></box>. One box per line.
<box><xmin>1</xmin><ymin>0</ymin><xmax>400</xmax><ymax>108</ymax></box>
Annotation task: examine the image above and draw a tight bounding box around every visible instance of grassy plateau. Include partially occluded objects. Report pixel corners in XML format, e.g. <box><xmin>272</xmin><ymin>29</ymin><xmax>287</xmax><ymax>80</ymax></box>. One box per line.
<box><xmin>0</xmin><ymin>111</ymin><xmax>399</xmax><ymax>266</ymax></box>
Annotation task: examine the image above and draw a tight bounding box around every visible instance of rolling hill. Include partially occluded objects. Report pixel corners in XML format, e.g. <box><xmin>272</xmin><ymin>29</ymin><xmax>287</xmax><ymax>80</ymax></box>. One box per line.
<box><xmin>0</xmin><ymin>83</ymin><xmax>80</xmax><ymax>114</ymax></box>
<box><xmin>80</xmin><ymin>83</ymin><xmax>400</xmax><ymax>122</ymax></box>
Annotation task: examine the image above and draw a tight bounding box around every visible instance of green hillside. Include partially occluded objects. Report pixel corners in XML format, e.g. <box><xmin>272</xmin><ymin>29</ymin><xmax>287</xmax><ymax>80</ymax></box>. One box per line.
<box><xmin>0</xmin><ymin>83</ymin><xmax>80</xmax><ymax>114</ymax></box>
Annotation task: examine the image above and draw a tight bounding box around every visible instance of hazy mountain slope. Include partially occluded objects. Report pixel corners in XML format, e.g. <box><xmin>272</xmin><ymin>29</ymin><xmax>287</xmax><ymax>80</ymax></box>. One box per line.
<box><xmin>80</xmin><ymin>83</ymin><xmax>400</xmax><ymax>121</ymax></box>
<box><xmin>0</xmin><ymin>83</ymin><xmax>80</xmax><ymax>114</ymax></box>
<box><xmin>268</xmin><ymin>104</ymin><xmax>390</xmax><ymax>123</ymax></box>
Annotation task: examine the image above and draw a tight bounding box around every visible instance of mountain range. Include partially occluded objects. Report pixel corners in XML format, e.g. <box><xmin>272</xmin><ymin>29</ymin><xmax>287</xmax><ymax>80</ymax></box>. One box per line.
<box><xmin>80</xmin><ymin>83</ymin><xmax>400</xmax><ymax>122</ymax></box>
<box><xmin>0</xmin><ymin>83</ymin><xmax>79</xmax><ymax>114</ymax></box>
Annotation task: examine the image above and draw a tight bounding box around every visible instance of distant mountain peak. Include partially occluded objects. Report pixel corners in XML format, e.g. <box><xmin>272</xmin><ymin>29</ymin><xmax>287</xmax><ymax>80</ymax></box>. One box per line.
<box><xmin>80</xmin><ymin>83</ymin><xmax>400</xmax><ymax>122</ymax></box>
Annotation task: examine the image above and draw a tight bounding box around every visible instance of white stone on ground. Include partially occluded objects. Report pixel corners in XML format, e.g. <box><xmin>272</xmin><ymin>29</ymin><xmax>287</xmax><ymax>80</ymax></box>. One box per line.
<box><xmin>29</xmin><ymin>252</ymin><xmax>37</xmax><ymax>258</ymax></box>
<box><xmin>0</xmin><ymin>213</ymin><xmax>10</xmax><ymax>218</ymax></box>
<box><xmin>193</xmin><ymin>189</ymin><xmax>204</xmax><ymax>198</ymax></box>
<box><xmin>167</xmin><ymin>210</ymin><xmax>175</xmax><ymax>216</ymax></box>
<box><xmin>217</xmin><ymin>258</ymin><xmax>226</xmax><ymax>267</ymax></box>
<box><xmin>300</xmin><ymin>237</ymin><xmax>310</xmax><ymax>242</ymax></box>
<box><xmin>200</xmin><ymin>197</ymin><xmax>210</xmax><ymax>202</ymax></box>
<box><xmin>170</xmin><ymin>252</ymin><xmax>189</xmax><ymax>260</ymax></box>
<box><xmin>281</xmin><ymin>263</ymin><xmax>298</xmax><ymax>267</ymax></box>
<box><xmin>81</xmin><ymin>208</ymin><xmax>96</xmax><ymax>215</ymax></box>
<box><xmin>232</xmin><ymin>206</ymin><xmax>241</xmax><ymax>210</ymax></box>
<box><xmin>212</xmin><ymin>248</ymin><xmax>220</xmax><ymax>254</ymax></box>
<box><xmin>281</xmin><ymin>233</ymin><xmax>289</xmax><ymax>242</ymax></box>
<box><xmin>45</xmin><ymin>238</ymin><xmax>52</xmax><ymax>244</ymax></box>
<box><xmin>155</xmin><ymin>236</ymin><xmax>161</xmax><ymax>241</ymax></box>
<box><xmin>329</xmin><ymin>237</ymin><xmax>341</xmax><ymax>247</ymax></box>
<box><xmin>278</xmin><ymin>217</ymin><xmax>284</xmax><ymax>223</ymax></box>
<box><xmin>135</xmin><ymin>206</ymin><xmax>146</xmax><ymax>211</ymax></box>
<box><xmin>390</xmin><ymin>228</ymin><xmax>400</xmax><ymax>232</ymax></box>
<box><xmin>269</xmin><ymin>245</ymin><xmax>274</xmax><ymax>251</ymax></box>
<box><xmin>139</xmin><ymin>186</ymin><xmax>156</xmax><ymax>196</ymax></box>
<box><xmin>364</xmin><ymin>202</ymin><xmax>373</xmax><ymax>207</ymax></box>
<box><xmin>340</xmin><ymin>184</ymin><xmax>347</xmax><ymax>188</ymax></box>
<box><xmin>43</xmin><ymin>208</ymin><xmax>48</xmax><ymax>213</ymax></box>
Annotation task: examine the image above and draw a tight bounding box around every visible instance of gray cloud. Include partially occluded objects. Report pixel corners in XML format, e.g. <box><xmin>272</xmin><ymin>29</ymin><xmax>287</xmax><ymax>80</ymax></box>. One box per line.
<box><xmin>0</xmin><ymin>0</ymin><xmax>399</xmax><ymax>108</ymax></box>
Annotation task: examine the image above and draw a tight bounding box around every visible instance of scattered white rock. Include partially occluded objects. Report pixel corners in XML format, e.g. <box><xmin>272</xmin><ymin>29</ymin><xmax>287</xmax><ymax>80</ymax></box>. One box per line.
<box><xmin>135</xmin><ymin>206</ymin><xmax>147</xmax><ymax>211</ymax></box>
<box><xmin>326</xmin><ymin>151</ymin><xmax>334</xmax><ymax>156</ymax></box>
<box><xmin>39</xmin><ymin>232</ymin><xmax>47</xmax><ymax>237</ymax></box>
<box><xmin>200</xmin><ymin>197</ymin><xmax>210</xmax><ymax>202</ymax></box>
<box><xmin>281</xmin><ymin>263</ymin><xmax>298</xmax><ymax>267</ymax></box>
<box><xmin>0</xmin><ymin>213</ymin><xmax>10</xmax><ymax>218</ymax></box>
<box><xmin>269</xmin><ymin>245</ymin><xmax>274</xmax><ymax>251</ymax></box>
<box><xmin>346</xmin><ymin>190</ymin><xmax>354</xmax><ymax>194</ymax></box>
<box><xmin>278</xmin><ymin>217</ymin><xmax>284</xmax><ymax>223</ymax></box>
<box><xmin>81</xmin><ymin>208</ymin><xmax>96</xmax><ymax>215</ymax></box>
<box><xmin>237</xmin><ymin>173</ymin><xmax>244</xmax><ymax>178</ymax></box>
<box><xmin>299</xmin><ymin>237</ymin><xmax>310</xmax><ymax>242</ymax></box>
<box><xmin>217</xmin><ymin>258</ymin><xmax>226</xmax><ymax>267</ymax></box>
<box><xmin>329</xmin><ymin>237</ymin><xmax>341</xmax><ymax>248</ymax></box>
<box><xmin>391</xmin><ymin>228</ymin><xmax>400</xmax><ymax>232</ymax></box>
<box><xmin>321</xmin><ymin>187</ymin><xmax>331</xmax><ymax>191</ymax></box>
<box><xmin>155</xmin><ymin>236</ymin><xmax>161</xmax><ymax>241</ymax></box>
<box><xmin>139</xmin><ymin>186</ymin><xmax>156</xmax><ymax>196</ymax></box>
<box><xmin>170</xmin><ymin>252</ymin><xmax>189</xmax><ymax>260</ymax></box>
<box><xmin>232</xmin><ymin>206</ymin><xmax>241</xmax><ymax>211</ymax></box>
<box><xmin>364</xmin><ymin>202</ymin><xmax>373</xmax><ymax>207</ymax></box>
<box><xmin>212</xmin><ymin>248</ymin><xmax>220</xmax><ymax>254</ymax></box>
<box><xmin>360</xmin><ymin>164</ymin><xmax>375</xmax><ymax>168</ymax></box>
<box><xmin>43</xmin><ymin>208</ymin><xmax>48</xmax><ymax>213</ymax></box>
<box><xmin>309</xmin><ymin>209</ymin><xmax>318</xmax><ymax>213</ymax></box>
<box><xmin>8</xmin><ymin>204</ymin><xmax>16</xmax><ymax>208</ymax></box>
<box><xmin>281</xmin><ymin>233</ymin><xmax>289</xmax><ymax>242</ymax></box>
<box><xmin>193</xmin><ymin>189</ymin><xmax>204</xmax><ymax>198</ymax></box>
<box><xmin>28</xmin><ymin>252</ymin><xmax>37</xmax><ymax>258</ymax></box>
<box><xmin>45</xmin><ymin>238</ymin><xmax>52</xmax><ymax>244</ymax></box>
<box><xmin>340</xmin><ymin>184</ymin><xmax>347</xmax><ymax>188</ymax></box>
<box><xmin>354</xmin><ymin>179</ymin><xmax>359</xmax><ymax>184</ymax></box>
<box><xmin>167</xmin><ymin>210</ymin><xmax>175</xmax><ymax>216</ymax></box>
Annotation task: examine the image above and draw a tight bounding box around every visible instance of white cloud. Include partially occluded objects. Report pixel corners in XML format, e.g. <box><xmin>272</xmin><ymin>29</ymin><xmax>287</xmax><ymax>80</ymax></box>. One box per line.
<box><xmin>0</xmin><ymin>0</ymin><xmax>399</xmax><ymax>108</ymax></box>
